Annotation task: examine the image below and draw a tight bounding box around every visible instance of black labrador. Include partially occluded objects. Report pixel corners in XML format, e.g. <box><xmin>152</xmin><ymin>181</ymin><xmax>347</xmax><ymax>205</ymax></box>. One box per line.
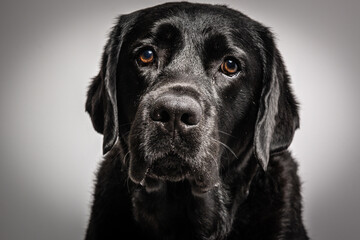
<box><xmin>85</xmin><ymin>2</ymin><xmax>309</xmax><ymax>240</ymax></box>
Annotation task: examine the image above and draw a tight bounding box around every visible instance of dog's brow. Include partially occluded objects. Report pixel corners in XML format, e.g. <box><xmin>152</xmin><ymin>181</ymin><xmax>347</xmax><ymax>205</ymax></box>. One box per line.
<box><xmin>152</xmin><ymin>23</ymin><xmax>183</xmax><ymax>48</ymax></box>
<box><xmin>203</xmin><ymin>33</ymin><xmax>230</xmax><ymax>60</ymax></box>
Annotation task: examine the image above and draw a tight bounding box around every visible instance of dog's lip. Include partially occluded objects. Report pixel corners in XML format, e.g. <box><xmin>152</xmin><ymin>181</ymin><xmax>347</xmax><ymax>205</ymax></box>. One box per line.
<box><xmin>129</xmin><ymin>151</ymin><xmax>187</xmax><ymax>184</ymax></box>
<box><xmin>131</xmin><ymin>151</ymin><xmax>219</xmax><ymax>194</ymax></box>
<box><xmin>137</xmin><ymin>152</ymin><xmax>219</xmax><ymax>194</ymax></box>
<box><xmin>188</xmin><ymin>176</ymin><xmax>219</xmax><ymax>196</ymax></box>
<box><xmin>146</xmin><ymin>152</ymin><xmax>190</xmax><ymax>181</ymax></box>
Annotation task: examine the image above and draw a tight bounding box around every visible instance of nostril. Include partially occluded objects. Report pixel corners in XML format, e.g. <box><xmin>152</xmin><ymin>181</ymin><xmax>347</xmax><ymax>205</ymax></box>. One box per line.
<box><xmin>180</xmin><ymin>113</ymin><xmax>199</xmax><ymax>126</ymax></box>
<box><xmin>150</xmin><ymin>94</ymin><xmax>202</xmax><ymax>131</ymax></box>
<box><xmin>151</xmin><ymin>109</ymin><xmax>171</xmax><ymax>123</ymax></box>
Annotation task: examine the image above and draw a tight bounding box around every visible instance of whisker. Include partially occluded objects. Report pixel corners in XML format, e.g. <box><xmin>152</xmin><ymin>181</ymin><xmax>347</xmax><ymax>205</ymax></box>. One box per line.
<box><xmin>211</xmin><ymin>137</ymin><xmax>238</xmax><ymax>159</ymax></box>
<box><xmin>217</xmin><ymin>130</ymin><xmax>237</xmax><ymax>139</ymax></box>
<box><xmin>209</xmin><ymin>154</ymin><xmax>219</xmax><ymax>170</ymax></box>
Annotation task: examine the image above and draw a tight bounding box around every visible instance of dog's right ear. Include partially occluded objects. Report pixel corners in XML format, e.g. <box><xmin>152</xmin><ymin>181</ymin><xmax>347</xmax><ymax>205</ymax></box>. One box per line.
<box><xmin>86</xmin><ymin>14</ymin><xmax>136</xmax><ymax>155</ymax></box>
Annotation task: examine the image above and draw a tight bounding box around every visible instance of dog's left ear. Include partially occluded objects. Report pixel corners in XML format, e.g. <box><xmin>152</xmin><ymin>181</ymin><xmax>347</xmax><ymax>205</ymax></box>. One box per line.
<box><xmin>254</xmin><ymin>29</ymin><xmax>300</xmax><ymax>171</ymax></box>
<box><xmin>85</xmin><ymin>15</ymin><xmax>135</xmax><ymax>154</ymax></box>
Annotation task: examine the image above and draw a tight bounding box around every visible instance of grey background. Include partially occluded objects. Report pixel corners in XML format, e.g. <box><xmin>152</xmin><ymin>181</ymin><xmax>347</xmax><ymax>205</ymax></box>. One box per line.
<box><xmin>0</xmin><ymin>0</ymin><xmax>359</xmax><ymax>239</ymax></box>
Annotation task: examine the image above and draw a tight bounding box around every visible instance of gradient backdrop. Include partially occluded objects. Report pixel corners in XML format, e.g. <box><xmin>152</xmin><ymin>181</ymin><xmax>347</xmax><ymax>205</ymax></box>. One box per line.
<box><xmin>1</xmin><ymin>0</ymin><xmax>359</xmax><ymax>239</ymax></box>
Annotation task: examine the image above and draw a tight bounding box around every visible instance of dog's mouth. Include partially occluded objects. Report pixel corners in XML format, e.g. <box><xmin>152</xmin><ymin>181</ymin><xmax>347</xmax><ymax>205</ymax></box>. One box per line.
<box><xmin>131</xmin><ymin>151</ymin><xmax>219</xmax><ymax>195</ymax></box>
<box><xmin>146</xmin><ymin>152</ymin><xmax>191</xmax><ymax>181</ymax></box>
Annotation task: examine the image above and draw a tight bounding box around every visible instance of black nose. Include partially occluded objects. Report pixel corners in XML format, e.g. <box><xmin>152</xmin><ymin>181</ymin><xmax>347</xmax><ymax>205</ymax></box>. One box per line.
<box><xmin>150</xmin><ymin>94</ymin><xmax>202</xmax><ymax>133</ymax></box>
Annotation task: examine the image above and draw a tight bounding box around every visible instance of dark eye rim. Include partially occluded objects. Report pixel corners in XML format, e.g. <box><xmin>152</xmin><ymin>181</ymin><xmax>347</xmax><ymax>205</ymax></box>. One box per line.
<box><xmin>219</xmin><ymin>57</ymin><xmax>242</xmax><ymax>77</ymax></box>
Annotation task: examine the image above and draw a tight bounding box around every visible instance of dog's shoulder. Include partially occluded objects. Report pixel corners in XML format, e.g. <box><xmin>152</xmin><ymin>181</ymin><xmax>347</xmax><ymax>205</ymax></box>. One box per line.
<box><xmin>237</xmin><ymin>151</ymin><xmax>308</xmax><ymax>239</ymax></box>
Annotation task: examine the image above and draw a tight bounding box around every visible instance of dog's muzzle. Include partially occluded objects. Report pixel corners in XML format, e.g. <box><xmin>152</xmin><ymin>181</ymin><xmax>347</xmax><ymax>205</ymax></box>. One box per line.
<box><xmin>128</xmin><ymin>85</ymin><xmax>220</xmax><ymax>194</ymax></box>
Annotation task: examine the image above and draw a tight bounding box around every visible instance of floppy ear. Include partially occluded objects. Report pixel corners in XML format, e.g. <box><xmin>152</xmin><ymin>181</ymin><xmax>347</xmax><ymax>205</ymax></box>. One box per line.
<box><xmin>85</xmin><ymin>15</ymin><xmax>132</xmax><ymax>154</ymax></box>
<box><xmin>254</xmin><ymin>29</ymin><xmax>300</xmax><ymax>171</ymax></box>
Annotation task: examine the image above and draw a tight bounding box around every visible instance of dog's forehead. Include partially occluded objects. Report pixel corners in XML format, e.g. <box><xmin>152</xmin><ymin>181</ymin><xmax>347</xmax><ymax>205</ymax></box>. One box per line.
<box><xmin>129</xmin><ymin>4</ymin><xmax>257</xmax><ymax>45</ymax></box>
<box><xmin>151</xmin><ymin>12</ymin><xmax>231</xmax><ymax>35</ymax></box>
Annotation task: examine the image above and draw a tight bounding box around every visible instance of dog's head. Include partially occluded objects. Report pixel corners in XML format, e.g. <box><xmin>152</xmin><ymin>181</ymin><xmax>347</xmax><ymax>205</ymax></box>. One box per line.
<box><xmin>86</xmin><ymin>2</ymin><xmax>299</xmax><ymax>195</ymax></box>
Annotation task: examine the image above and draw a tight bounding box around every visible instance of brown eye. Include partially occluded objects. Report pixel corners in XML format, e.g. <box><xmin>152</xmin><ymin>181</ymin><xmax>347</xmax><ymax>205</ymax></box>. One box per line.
<box><xmin>220</xmin><ymin>58</ymin><xmax>239</xmax><ymax>76</ymax></box>
<box><xmin>138</xmin><ymin>49</ymin><xmax>154</xmax><ymax>64</ymax></box>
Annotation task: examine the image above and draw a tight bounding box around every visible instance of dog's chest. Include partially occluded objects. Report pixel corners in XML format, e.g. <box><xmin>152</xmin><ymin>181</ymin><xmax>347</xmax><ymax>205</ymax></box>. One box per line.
<box><xmin>131</xmin><ymin>182</ymin><xmax>221</xmax><ymax>239</ymax></box>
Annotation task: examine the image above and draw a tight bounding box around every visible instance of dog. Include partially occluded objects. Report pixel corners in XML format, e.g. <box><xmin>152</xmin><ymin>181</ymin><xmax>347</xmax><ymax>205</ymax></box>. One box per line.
<box><xmin>85</xmin><ymin>2</ymin><xmax>309</xmax><ymax>240</ymax></box>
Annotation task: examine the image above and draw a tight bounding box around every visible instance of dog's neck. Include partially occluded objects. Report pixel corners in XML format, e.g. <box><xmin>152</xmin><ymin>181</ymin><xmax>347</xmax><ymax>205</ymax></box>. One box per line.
<box><xmin>131</xmin><ymin>180</ymin><xmax>230</xmax><ymax>239</ymax></box>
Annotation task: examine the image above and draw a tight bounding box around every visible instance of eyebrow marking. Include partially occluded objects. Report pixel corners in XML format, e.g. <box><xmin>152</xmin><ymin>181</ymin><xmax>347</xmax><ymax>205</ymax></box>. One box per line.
<box><xmin>203</xmin><ymin>33</ymin><xmax>230</xmax><ymax>61</ymax></box>
<box><xmin>153</xmin><ymin>23</ymin><xmax>183</xmax><ymax>48</ymax></box>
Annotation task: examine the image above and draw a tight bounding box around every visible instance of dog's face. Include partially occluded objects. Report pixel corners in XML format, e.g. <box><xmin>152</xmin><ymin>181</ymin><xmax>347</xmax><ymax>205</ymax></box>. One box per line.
<box><xmin>86</xmin><ymin>3</ymin><xmax>299</xmax><ymax>195</ymax></box>
<box><xmin>122</xmin><ymin>6</ymin><xmax>264</xmax><ymax>194</ymax></box>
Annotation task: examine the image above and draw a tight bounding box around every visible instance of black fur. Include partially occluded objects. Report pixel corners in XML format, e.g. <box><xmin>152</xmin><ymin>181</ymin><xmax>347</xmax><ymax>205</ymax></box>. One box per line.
<box><xmin>85</xmin><ymin>2</ymin><xmax>308</xmax><ymax>239</ymax></box>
